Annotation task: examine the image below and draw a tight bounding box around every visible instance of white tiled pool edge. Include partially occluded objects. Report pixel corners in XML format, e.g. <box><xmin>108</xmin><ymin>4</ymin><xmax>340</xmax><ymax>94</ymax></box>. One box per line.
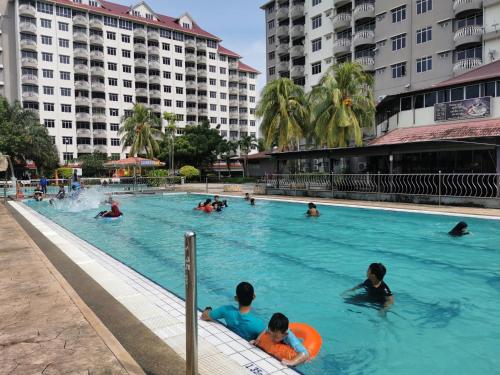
<box><xmin>9</xmin><ymin>201</ymin><xmax>299</xmax><ymax>375</ymax></box>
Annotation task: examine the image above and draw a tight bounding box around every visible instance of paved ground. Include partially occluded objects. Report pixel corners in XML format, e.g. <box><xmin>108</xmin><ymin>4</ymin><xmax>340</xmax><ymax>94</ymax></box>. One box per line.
<box><xmin>0</xmin><ymin>203</ymin><xmax>142</xmax><ymax>375</ymax></box>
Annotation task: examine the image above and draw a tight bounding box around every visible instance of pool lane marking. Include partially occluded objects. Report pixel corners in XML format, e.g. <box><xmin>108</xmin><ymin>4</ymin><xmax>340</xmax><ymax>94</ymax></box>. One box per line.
<box><xmin>189</xmin><ymin>192</ymin><xmax>500</xmax><ymax>220</ymax></box>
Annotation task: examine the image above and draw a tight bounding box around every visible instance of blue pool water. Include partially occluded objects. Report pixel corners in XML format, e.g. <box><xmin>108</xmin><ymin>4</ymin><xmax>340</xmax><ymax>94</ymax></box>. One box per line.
<box><xmin>26</xmin><ymin>194</ymin><xmax>500</xmax><ymax>375</ymax></box>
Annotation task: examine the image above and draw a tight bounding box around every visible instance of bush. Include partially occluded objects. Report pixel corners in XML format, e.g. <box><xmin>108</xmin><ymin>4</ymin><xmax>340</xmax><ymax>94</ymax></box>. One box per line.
<box><xmin>179</xmin><ymin>165</ymin><xmax>200</xmax><ymax>181</ymax></box>
<box><xmin>55</xmin><ymin>167</ymin><xmax>73</xmax><ymax>179</ymax></box>
<box><xmin>146</xmin><ymin>169</ymin><xmax>169</xmax><ymax>187</ymax></box>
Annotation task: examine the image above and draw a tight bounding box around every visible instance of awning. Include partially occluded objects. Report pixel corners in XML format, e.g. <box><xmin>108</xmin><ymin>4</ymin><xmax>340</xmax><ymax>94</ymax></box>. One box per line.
<box><xmin>103</xmin><ymin>157</ymin><xmax>165</xmax><ymax>168</ymax></box>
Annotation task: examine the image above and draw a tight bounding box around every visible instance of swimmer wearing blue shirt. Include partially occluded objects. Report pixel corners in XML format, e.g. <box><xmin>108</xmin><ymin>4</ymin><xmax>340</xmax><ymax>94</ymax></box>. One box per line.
<box><xmin>201</xmin><ymin>282</ymin><xmax>265</xmax><ymax>341</ymax></box>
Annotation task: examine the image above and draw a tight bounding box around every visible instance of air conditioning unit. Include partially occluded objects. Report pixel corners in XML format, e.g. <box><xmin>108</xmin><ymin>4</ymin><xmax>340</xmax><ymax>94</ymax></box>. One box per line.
<box><xmin>358</xmin><ymin>162</ymin><xmax>367</xmax><ymax>172</ymax></box>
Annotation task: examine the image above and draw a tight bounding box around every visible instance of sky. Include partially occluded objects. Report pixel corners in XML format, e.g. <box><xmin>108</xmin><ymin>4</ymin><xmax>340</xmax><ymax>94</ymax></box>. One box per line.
<box><xmin>113</xmin><ymin>0</ymin><xmax>267</xmax><ymax>91</ymax></box>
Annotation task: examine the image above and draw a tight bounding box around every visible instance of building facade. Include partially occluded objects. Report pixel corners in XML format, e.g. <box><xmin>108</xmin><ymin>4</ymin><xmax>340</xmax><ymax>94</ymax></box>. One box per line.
<box><xmin>12</xmin><ymin>0</ymin><xmax>259</xmax><ymax>163</ymax></box>
<box><xmin>261</xmin><ymin>0</ymin><xmax>500</xmax><ymax>96</ymax></box>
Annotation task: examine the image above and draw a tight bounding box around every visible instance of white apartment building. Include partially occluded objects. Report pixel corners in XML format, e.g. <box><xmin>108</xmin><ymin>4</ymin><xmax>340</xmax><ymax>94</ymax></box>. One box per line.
<box><xmin>12</xmin><ymin>0</ymin><xmax>259</xmax><ymax>163</ymax></box>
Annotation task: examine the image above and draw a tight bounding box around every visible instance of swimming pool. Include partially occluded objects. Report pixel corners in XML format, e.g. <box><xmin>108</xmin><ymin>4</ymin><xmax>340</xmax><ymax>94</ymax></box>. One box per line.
<box><xmin>26</xmin><ymin>194</ymin><xmax>500</xmax><ymax>375</ymax></box>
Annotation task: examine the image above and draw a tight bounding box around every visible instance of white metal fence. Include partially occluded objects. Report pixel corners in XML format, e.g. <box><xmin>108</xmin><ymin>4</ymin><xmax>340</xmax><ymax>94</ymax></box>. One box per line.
<box><xmin>261</xmin><ymin>173</ymin><xmax>500</xmax><ymax>200</ymax></box>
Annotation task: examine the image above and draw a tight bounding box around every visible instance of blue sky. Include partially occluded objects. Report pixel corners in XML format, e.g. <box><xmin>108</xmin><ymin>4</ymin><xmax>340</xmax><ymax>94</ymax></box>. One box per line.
<box><xmin>114</xmin><ymin>0</ymin><xmax>267</xmax><ymax>90</ymax></box>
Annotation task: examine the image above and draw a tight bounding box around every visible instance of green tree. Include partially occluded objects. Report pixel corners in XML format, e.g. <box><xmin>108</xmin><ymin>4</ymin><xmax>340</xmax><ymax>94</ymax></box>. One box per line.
<box><xmin>216</xmin><ymin>139</ymin><xmax>238</xmax><ymax>175</ymax></box>
<box><xmin>179</xmin><ymin>165</ymin><xmax>200</xmax><ymax>181</ymax></box>
<box><xmin>162</xmin><ymin>112</ymin><xmax>177</xmax><ymax>175</ymax></box>
<box><xmin>257</xmin><ymin>138</ymin><xmax>266</xmax><ymax>152</ymax></box>
<box><xmin>0</xmin><ymin>97</ymin><xmax>59</xmax><ymax>174</ymax></box>
<box><xmin>118</xmin><ymin>103</ymin><xmax>162</xmax><ymax>158</ymax></box>
<box><xmin>79</xmin><ymin>152</ymin><xmax>108</xmax><ymax>177</ymax></box>
<box><xmin>256</xmin><ymin>78</ymin><xmax>309</xmax><ymax>151</ymax></box>
<box><xmin>238</xmin><ymin>135</ymin><xmax>258</xmax><ymax>177</ymax></box>
<box><xmin>309</xmin><ymin>62</ymin><xmax>375</xmax><ymax>148</ymax></box>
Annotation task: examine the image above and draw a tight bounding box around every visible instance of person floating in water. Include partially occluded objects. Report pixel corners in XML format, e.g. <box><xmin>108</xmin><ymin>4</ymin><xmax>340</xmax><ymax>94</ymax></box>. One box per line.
<box><xmin>201</xmin><ymin>282</ymin><xmax>265</xmax><ymax>341</ymax></box>
<box><xmin>306</xmin><ymin>202</ymin><xmax>320</xmax><ymax>217</ymax></box>
<box><xmin>449</xmin><ymin>221</ymin><xmax>469</xmax><ymax>237</ymax></box>
<box><xmin>254</xmin><ymin>312</ymin><xmax>309</xmax><ymax>367</ymax></box>
<box><xmin>250</xmin><ymin>198</ymin><xmax>256</xmax><ymax>206</ymax></box>
<box><xmin>194</xmin><ymin>198</ymin><xmax>213</xmax><ymax>213</ymax></box>
<box><xmin>96</xmin><ymin>200</ymin><xmax>123</xmax><ymax>218</ymax></box>
<box><xmin>55</xmin><ymin>184</ymin><xmax>66</xmax><ymax>199</ymax></box>
<box><xmin>33</xmin><ymin>185</ymin><xmax>44</xmax><ymax>201</ymax></box>
<box><xmin>342</xmin><ymin>263</ymin><xmax>394</xmax><ymax>312</ymax></box>
<box><xmin>212</xmin><ymin>195</ymin><xmax>228</xmax><ymax>212</ymax></box>
<box><xmin>244</xmin><ymin>193</ymin><xmax>251</xmax><ymax>201</ymax></box>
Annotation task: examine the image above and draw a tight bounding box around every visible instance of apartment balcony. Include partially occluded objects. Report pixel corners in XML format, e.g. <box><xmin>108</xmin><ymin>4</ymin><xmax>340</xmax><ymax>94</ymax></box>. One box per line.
<box><xmin>76</xmin><ymin>113</ymin><xmax>91</xmax><ymax>122</ymax></box>
<box><xmin>22</xmin><ymin>91</ymin><xmax>38</xmax><ymax>101</ymax></box>
<box><xmin>353</xmin><ymin>3</ymin><xmax>375</xmax><ymax>21</ymax></box>
<box><xmin>187</xmin><ymin>107</ymin><xmax>198</xmax><ymax>115</ymax></box>
<box><xmin>240</xmin><ymin>125</ymin><xmax>248</xmax><ymax>132</ymax></box>
<box><xmin>19</xmin><ymin>4</ymin><xmax>36</xmax><ymax>17</ymax></box>
<box><xmin>149</xmin><ymin>75</ymin><xmax>161</xmax><ymax>84</ymax></box>
<box><xmin>197</xmin><ymin>55</ymin><xmax>207</xmax><ymax>63</ymax></box>
<box><xmin>229</xmin><ymin>123</ymin><xmax>239</xmax><ymax>131</ymax></box>
<box><xmin>92</xmin><ymin>113</ymin><xmax>107</xmax><ymax>122</ymax></box>
<box><xmin>239</xmin><ymin>75</ymin><xmax>248</xmax><ymax>83</ymax></box>
<box><xmin>290</xmin><ymin>25</ymin><xmax>305</xmax><ymax>39</ymax></box>
<box><xmin>75</xmin><ymin>80</ymin><xmax>90</xmax><ymax>90</ymax></box>
<box><xmin>229</xmin><ymin>61</ymin><xmax>239</xmax><ymax>69</ymax></box>
<box><xmin>277</xmin><ymin>60</ymin><xmax>289</xmax><ymax>72</ymax></box>
<box><xmin>353</xmin><ymin>30</ymin><xmax>375</xmax><ymax>47</ymax></box>
<box><xmin>185</xmin><ymin>39</ymin><xmax>196</xmax><ymax>48</ymax></box>
<box><xmin>229</xmin><ymin>112</ymin><xmax>239</xmax><ymax>119</ymax></box>
<box><xmin>198</xmin><ymin>82</ymin><xmax>208</xmax><ymax>90</ymax></box>
<box><xmin>89</xmin><ymin>34</ymin><xmax>104</xmax><ymax>45</ymax></box>
<box><xmin>186</xmin><ymin>80</ymin><xmax>197</xmax><ymax>89</ymax></box>
<box><xmin>147</xmin><ymin>31</ymin><xmax>160</xmax><ymax>40</ymax></box>
<box><xmin>239</xmin><ymin>113</ymin><xmax>249</xmax><ymax>120</ymax></box>
<box><xmin>290</xmin><ymin>45</ymin><xmax>304</xmax><ymax>58</ymax></box>
<box><xmin>454</xmin><ymin>25</ymin><xmax>483</xmax><ymax>48</ymax></box>
<box><xmin>135</xmin><ymin>87</ymin><xmax>148</xmax><ymax>97</ymax></box>
<box><xmin>134</xmin><ymin>43</ymin><xmax>147</xmax><ymax>54</ymax></box>
<box><xmin>20</xmin><ymin>39</ymin><xmax>37</xmax><ymax>51</ymax></box>
<box><xmin>150</xmin><ymin>104</ymin><xmax>162</xmax><ymax>113</ymax></box>
<box><xmin>453</xmin><ymin>0</ymin><xmax>482</xmax><ymax>16</ymax></box>
<box><xmin>134</xmin><ymin>73</ymin><xmax>148</xmax><ymax>82</ymax></box>
<box><xmin>187</xmin><ymin>95</ymin><xmax>198</xmax><ymax>102</ymax></box>
<box><xmin>197</xmin><ymin>69</ymin><xmax>207</xmax><ymax>78</ymax></box>
<box><xmin>89</xmin><ymin>19</ymin><xmax>103</xmax><ymax>29</ymax></box>
<box><xmin>196</xmin><ymin>41</ymin><xmax>207</xmax><ymax>50</ymax></box>
<box><xmin>74</xmin><ymin>48</ymin><xmax>88</xmax><ymax>59</ymax></box>
<box><xmin>186</xmin><ymin>53</ymin><xmax>197</xmax><ymax>62</ymax></box>
<box><xmin>276</xmin><ymin>43</ymin><xmax>290</xmax><ymax>56</ymax></box>
<box><xmin>73</xmin><ymin>32</ymin><xmax>88</xmax><ymax>43</ymax></box>
<box><xmin>75</xmin><ymin>64</ymin><xmax>89</xmax><ymax>74</ymax></box>
<box><xmin>277</xmin><ymin>25</ymin><xmax>289</xmax><ymax>38</ymax></box>
<box><xmin>92</xmin><ymin>98</ymin><xmax>106</xmax><ymax>107</ymax></box>
<box><xmin>93</xmin><ymin>129</ymin><xmax>107</xmax><ymax>137</ymax></box>
<box><xmin>90</xmin><ymin>66</ymin><xmax>105</xmax><ymax>76</ymax></box>
<box><xmin>186</xmin><ymin>67</ymin><xmax>197</xmax><ymax>76</ymax></box>
<box><xmin>149</xmin><ymin>60</ymin><xmax>160</xmax><ymax>70</ymax></box>
<box><xmin>199</xmin><ymin>108</ymin><xmax>209</xmax><ymax>116</ymax></box>
<box><xmin>77</xmin><ymin>144</ymin><xmax>93</xmax><ymax>153</ymax></box>
<box><xmin>239</xmin><ymin>88</ymin><xmax>248</xmax><ymax>95</ymax></box>
<box><xmin>277</xmin><ymin>6</ymin><xmax>289</xmax><ymax>20</ymax></box>
<box><xmin>93</xmin><ymin>144</ymin><xmax>107</xmax><ymax>153</ymax></box>
<box><xmin>77</xmin><ymin>128</ymin><xmax>91</xmax><ymax>137</ymax></box>
<box><xmin>229</xmin><ymin>99</ymin><xmax>239</xmax><ymax>106</ymax></box>
<box><xmin>21</xmin><ymin>57</ymin><xmax>38</xmax><ymax>69</ymax></box>
<box><xmin>229</xmin><ymin>74</ymin><xmax>239</xmax><ymax>82</ymax></box>
<box><xmin>73</xmin><ymin>15</ymin><xmax>88</xmax><ymax>27</ymax></box>
<box><xmin>198</xmin><ymin>96</ymin><xmax>208</xmax><ymax>103</ymax></box>
<box><xmin>20</xmin><ymin>22</ymin><xmax>37</xmax><ymax>34</ymax></box>
<box><xmin>335</xmin><ymin>0</ymin><xmax>352</xmax><ymax>6</ymax></box>
<box><xmin>453</xmin><ymin>58</ymin><xmax>483</xmax><ymax>74</ymax></box>
<box><xmin>332</xmin><ymin>13</ymin><xmax>352</xmax><ymax>31</ymax></box>
<box><xmin>75</xmin><ymin>96</ymin><xmax>91</xmax><ymax>106</ymax></box>
<box><xmin>290</xmin><ymin>4</ymin><xmax>305</xmax><ymax>19</ymax></box>
<box><xmin>90</xmin><ymin>50</ymin><xmax>104</xmax><ymax>61</ymax></box>
<box><xmin>229</xmin><ymin>87</ymin><xmax>239</xmax><ymax>95</ymax></box>
<box><xmin>91</xmin><ymin>81</ymin><xmax>105</xmax><ymax>91</ymax></box>
<box><xmin>134</xmin><ymin>28</ymin><xmax>147</xmax><ymax>38</ymax></box>
<box><xmin>290</xmin><ymin>65</ymin><xmax>305</xmax><ymax>78</ymax></box>
<box><xmin>355</xmin><ymin>56</ymin><xmax>375</xmax><ymax>71</ymax></box>
<box><xmin>148</xmin><ymin>45</ymin><xmax>160</xmax><ymax>55</ymax></box>
<box><xmin>134</xmin><ymin>58</ymin><xmax>148</xmax><ymax>68</ymax></box>
<box><xmin>150</xmin><ymin>90</ymin><xmax>161</xmax><ymax>99</ymax></box>
<box><xmin>239</xmin><ymin>100</ymin><xmax>248</xmax><ymax>107</ymax></box>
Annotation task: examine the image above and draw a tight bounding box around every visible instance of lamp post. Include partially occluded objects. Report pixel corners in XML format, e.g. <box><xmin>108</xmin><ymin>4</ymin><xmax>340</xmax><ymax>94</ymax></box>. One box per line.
<box><xmin>63</xmin><ymin>138</ymin><xmax>70</xmax><ymax>165</ymax></box>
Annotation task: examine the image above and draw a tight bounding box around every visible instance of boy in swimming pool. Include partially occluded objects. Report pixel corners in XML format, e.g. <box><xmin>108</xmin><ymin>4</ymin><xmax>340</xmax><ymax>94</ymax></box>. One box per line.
<box><xmin>343</xmin><ymin>263</ymin><xmax>394</xmax><ymax>312</ymax></box>
<box><xmin>201</xmin><ymin>282</ymin><xmax>265</xmax><ymax>341</ymax></box>
<box><xmin>255</xmin><ymin>313</ymin><xmax>309</xmax><ymax>367</ymax></box>
<box><xmin>306</xmin><ymin>202</ymin><xmax>320</xmax><ymax>217</ymax></box>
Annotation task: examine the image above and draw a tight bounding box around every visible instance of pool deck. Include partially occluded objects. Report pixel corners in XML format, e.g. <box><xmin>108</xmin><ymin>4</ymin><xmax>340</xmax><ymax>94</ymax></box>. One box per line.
<box><xmin>0</xmin><ymin>203</ymin><xmax>143</xmax><ymax>374</ymax></box>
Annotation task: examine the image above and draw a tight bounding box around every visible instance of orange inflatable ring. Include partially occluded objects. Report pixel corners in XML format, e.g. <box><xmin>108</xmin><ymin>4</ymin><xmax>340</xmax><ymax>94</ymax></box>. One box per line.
<box><xmin>256</xmin><ymin>322</ymin><xmax>322</xmax><ymax>361</ymax></box>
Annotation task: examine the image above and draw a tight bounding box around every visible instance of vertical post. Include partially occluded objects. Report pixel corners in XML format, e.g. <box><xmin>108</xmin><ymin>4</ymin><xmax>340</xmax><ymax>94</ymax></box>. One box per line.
<box><xmin>330</xmin><ymin>171</ymin><xmax>334</xmax><ymax>199</ymax></box>
<box><xmin>184</xmin><ymin>232</ymin><xmax>198</xmax><ymax>375</ymax></box>
<box><xmin>389</xmin><ymin>154</ymin><xmax>394</xmax><ymax>194</ymax></box>
<box><xmin>133</xmin><ymin>166</ymin><xmax>137</xmax><ymax>192</ymax></box>
<box><xmin>3</xmin><ymin>175</ymin><xmax>7</xmax><ymax>203</ymax></box>
<box><xmin>205</xmin><ymin>177</ymin><xmax>208</xmax><ymax>193</ymax></box>
<box><xmin>377</xmin><ymin>171</ymin><xmax>381</xmax><ymax>201</ymax></box>
<box><xmin>496</xmin><ymin>146</ymin><xmax>500</xmax><ymax>198</ymax></box>
<box><xmin>438</xmin><ymin>170</ymin><xmax>442</xmax><ymax>206</ymax></box>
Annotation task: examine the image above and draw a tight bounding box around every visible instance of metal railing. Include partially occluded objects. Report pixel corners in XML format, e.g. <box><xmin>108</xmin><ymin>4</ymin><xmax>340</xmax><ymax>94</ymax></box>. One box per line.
<box><xmin>261</xmin><ymin>173</ymin><xmax>500</xmax><ymax>200</ymax></box>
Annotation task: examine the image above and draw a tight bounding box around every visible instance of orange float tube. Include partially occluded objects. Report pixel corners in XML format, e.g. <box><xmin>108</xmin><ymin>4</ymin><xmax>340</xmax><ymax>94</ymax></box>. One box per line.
<box><xmin>256</xmin><ymin>322</ymin><xmax>322</xmax><ymax>361</ymax></box>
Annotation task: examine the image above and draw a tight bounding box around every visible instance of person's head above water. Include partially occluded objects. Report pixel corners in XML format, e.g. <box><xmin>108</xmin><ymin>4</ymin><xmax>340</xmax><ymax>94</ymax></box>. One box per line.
<box><xmin>268</xmin><ymin>312</ymin><xmax>289</xmax><ymax>342</ymax></box>
<box><xmin>214</xmin><ymin>195</ymin><xmax>219</xmax><ymax>201</ymax></box>
<box><xmin>235</xmin><ymin>281</ymin><xmax>255</xmax><ymax>307</ymax></box>
<box><xmin>367</xmin><ymin>263</ymin><xmax>386</xmax><ymax>282</ymax></box>
<box><xmin>250</xmin><ymin>198</ymin><xmax>255</xmax><ymax>205</ymax></box>
<box><xmin>204</xmin><ymin>198</ymin><xmax>212</xmax><ymax>205</ymax></box>
<box><xmin>449</xmin><ymin>221</ymin><xmax>468</xmax><ymax>236</ymax></box>
<box><xmin>308</xmin><ymin>202</ymin><xmax>316</xmax><ymax>209</ymax></box>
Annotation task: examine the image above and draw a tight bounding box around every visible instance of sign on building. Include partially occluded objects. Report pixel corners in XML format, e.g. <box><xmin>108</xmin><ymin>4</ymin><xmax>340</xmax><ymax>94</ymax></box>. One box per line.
<box><xmin>434</xmin><ymin>97</ymin><xmax>491</xmax><ymax>122</ymax></box>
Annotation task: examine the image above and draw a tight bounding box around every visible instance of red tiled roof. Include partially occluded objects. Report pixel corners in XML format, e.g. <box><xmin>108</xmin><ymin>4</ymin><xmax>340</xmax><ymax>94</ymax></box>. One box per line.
<box><xmin>217</xmin><ymin>45</ymin><xmax>241</xmax><ymax>58</ymax></box>
<box><xmin>238</xmin><ymin>61</ymin><xmax>261</xmax><ymax>74</ymax></box>
<box><xmin>238</xmin><ymin>152</ymin><xmax>270</xmax><ymax>160</ymax></box>
<box><xmin>369</xmin><ymin>118</ymin><xmax>500</xmax><ymax>146</ymax></box>
<box><xmin>51</xmin><ymin>0</ymin><xmax>221</xmax><ymax>40</ymax></box>
<box><xmin>433</xmin><ymin>60</ymin><xmax>500</xmax><ymax>88</ymax></box>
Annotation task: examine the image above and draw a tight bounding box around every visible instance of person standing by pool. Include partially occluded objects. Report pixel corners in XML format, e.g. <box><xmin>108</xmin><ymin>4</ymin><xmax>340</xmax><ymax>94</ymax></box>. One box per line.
<box><xmin>342</xmin><ymin>263</ymin><xmax>394</xmax><ymax>311</ymax></box>
<box><xmin>306</xmin><ymin>203</ymin><xmax>320</xmax><ymax>217</ymax></box>
<box><xmin>201</xmin><ymin>281</ymin><xmax>265</xmax><ymax>341</ymax></box>
<box><xmin>40</xmin><ymin>175</ymin><xmax>48</xmax><ymax>194</ymax></box>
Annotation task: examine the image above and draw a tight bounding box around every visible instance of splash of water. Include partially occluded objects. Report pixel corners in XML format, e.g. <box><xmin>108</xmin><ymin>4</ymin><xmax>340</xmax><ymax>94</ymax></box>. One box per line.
<box><xmin>51</xmin><ymin>187</ymin><xmax>109</xmax><ymax>213</ymax></box>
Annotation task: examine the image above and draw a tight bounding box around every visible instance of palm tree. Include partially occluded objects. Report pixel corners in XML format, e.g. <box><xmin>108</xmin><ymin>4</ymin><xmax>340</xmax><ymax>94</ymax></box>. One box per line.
<box><xmin>217</xmin><ymin>139</ymin><xmax>238</xmax><ymax>175</ymax></box>
<box><xmin>256</xmin><ymin>78</ymin><xmax>310</xmax><ymax>151</ymax></box>
<box><xmin>309</xmin><ymin>62</ymin><xmax>375</xmax><ymax>148</ymax></box>
<box><xmin>238</xmin><ymin>135</ymin><xmax>258</xmax><ymax>177</ymax></box>
<box><xmin>118</xmin><ymin>103</ymin><xmax>162</xmax><ymax>158</ymax></box>
<box><xmin>163</xmin><ymin>112</ymin><xmax>177</xmax><ymax>175</ymax></box>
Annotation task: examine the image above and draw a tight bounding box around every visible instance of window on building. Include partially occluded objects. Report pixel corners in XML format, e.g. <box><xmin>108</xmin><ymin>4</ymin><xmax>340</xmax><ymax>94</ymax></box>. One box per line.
<box><xmin>107</xmin><ymin>31</ymin><xmax>116</xmax><ymax>40</ymax></box>
<box><xmin>37</xmin><ymin>2</ymin><xmax>53</xmax><ymax>14</ymax></box>
<box><xmin>44</xmin><ymin>119</ymin><xmax>55</xmax><ymax>127</ymax></box>
<box><xmin>175</xmin><ymin>59</ymin><xmax>183</xmax><ymax>67</ymax></box>
<box><xmin>416</xmin><ymin>56</ymin><xmax>432</xmax><ymax>73</ymax></box>
<box><xmin>111</xmin><ymin>138</ymin><xmax>120</xmax><ymax>146</ymax></box>
<box><xmin>121</xmin><ymin>34</ymin><xmax>130</xmax><ymax>43</ymax></box>
<box><xmin>122</xmin><ymin>50</ymin><xmax>131</xmax><ymax>58</ymax></box>
<box><xmin>416</xmin><ymin>27</ymin><xmax>432</xmax><ymax>44</ymax></box>
<box><xmin>40</xmin><ymin>19</ymin><xmax>51</xmax><ymax>28</ymax></box>
<box><xmin>312</xmin><ymin>38</ymin><xmax>322</xmax><ymax>52</ymax></box>
<box><xmin>268</xmin><ymin>20</ymin><xmax>275</xmax><ymax>29</ymax></box>
<box><xmin>312</xmin><ymin>61</ymin><xmax>321</xmax><ymax>75</ymax></box>
<box><xmin>209</xmin><ymin>78</ymin><xmax>216</xmax><ymax>85</ymax></box>
<box><xmin>220</xmin><ymin>92</ymin><xmax>227</xmax><ymax>99</ymax></box>
<box><xmin>163</xmin><ymin>71</ymin><xmax>171</xmax><ymax>79</ymax></box>
<box><xmin>209</xmin><ymin>52</ymin><xmax>216</xmax><ymax>60</ymax></box>
<box><xmin>220</xmin><ymin>80</ymin><xmax>227</xmax><ymax>87</ymax></box>
<box><xmin>164</xmin><ymin>99</ymin><xmax>172</xmax><ymax>106</ymax></box>
<box><xmin>175</xmin><ymin>45</ymin><xmax>183</xmax><ymax>53</ymax></box>
<box><xmin>123</xmin><ymin>79</ymin><xmax>132</xmax><ymax>88</ymax></box>
<box><xmin>61</xmin><ymin>104</ymin><xmax>71</xmax><ymax>112</ymax></box>
<box><xmin>60</xmin><ymin>88</ymin><xmax>71</xmax><ymax>96</ymax></box>
<box><xmin>56</xmin><ymin>5</ymin><xmax>70</xmax><ymax>17</ymax></box>
<box><xmin>392</xmin><ymin>5</ymin><xmax>406</xmax><ymax>23</ymax></box>
<box><xmin>124</xmin><ymin>95</ymin><xmax>133</xmax><ymax>103</ymax></box>
<box><xmin>312</xmin><ymin>0</ymin><xmax>322</xmax><ymax>6</ymax></box>
<box><xmin>110</xmin><ymin>123</ymin><xmax>119</xmax><ymax>131</ymax></box>
<box><xmin>269</xmin><ymin>67</ymin><xmax>276</xmax><ymax>75</ymax></box>
<box><xmin>62</xmin><ymin>136</ymin><xmax>73</xmax><ymax>145</ymax></box>
<box><xmin>416</xmin><ymin>0</ymin><xmax>432</xmax><ymax>14</ymax></box>
<box><xmin>176</xmin><ymin>87</ymin><xmax>184</xmax><ymax>94</ymax></box>
<box><xmin>107</xmin><ymin>47</ymin><xmax>116</xmax><ymax>55</ymax></box>
<box><xmin>41</xmin><ymin>35</ymin><xmax>52</xmax><ymax>45</ymax></box>
<box><xmin>109</xmin><ymin>108</ymin><xmax>119</xmax><ymax>116</ymax></box>
<box><xmin>312</xmin><ymin>15</ymin><xmax>322</xmax><ymax>29</ymax></box>
<box><xmin>109</xmin><ymin>93</ymin><xmax>118</xmax><ymax>101</ymax></box>
<box><xmin>391</xmin><ymin>62</ymin><xmax>406</xmax><ymax>78</ymax></box>
<box><xmin>268</xmin><ymin>35</ymin><xmax>275</xmax><ymax>44</ymax></box>
<box><xmin>42</xmin><ymin>69</ymin><xmax>53</xmax><ymax>78</ymax></box>
<box><xmin>63</xmin><ymin>153</ymin><xmax>73</xmax><ymax>162</ymax></box>
<box><xmin>465</xmin><ymin>84</ymin><xmax>480</xmax><ymax>99</ymax></box>
<box><xmin>175</xmin><ymin>73</ymin><xmax>183</xmax><ymax>81</ymax></box>
<box><xmin>104</xmin><ymin>16</ymin><xmax>118</xmax><ymax>27</ymax></box>
<box><xmin>58</xmin><ymin>22</ymin><xmax>69</xmax><ymax>31</ymax></box>
<box><xmin>42</xmin><ymin>52</ymin><xmax>53</xmax><ymax>62</ymax></box>
<box><xmin>108</xmin><ymin>62</ymin><xmax>117</xmax><ymax>70</ymax></box>
<box><xmin>62</xmin><ymin>120</ymin><xmax>72</xmax><ymax>128</ymax></box>
<box><xmin>392</xmin><ymin>34</ymin><xmax>406</xmax><ymax>51</ymax></box>
<box><xmin>59</xmin><ymin>38</ymin><xmax>69</xmax><ymax>48</ymax></box>
<box><xmin>60</xmin><ymin>55</ymin><xmax>70</xmax><ymax>64</ymax></box>
<box><xmin>60</xmin><ymin>71</ymin><xmax>70</xmax><ymax>80</ymax></box>
<box><xmin>123</xmin><ymin>65</ymin><xmax>131</xmax><ymax>73</ymax></box>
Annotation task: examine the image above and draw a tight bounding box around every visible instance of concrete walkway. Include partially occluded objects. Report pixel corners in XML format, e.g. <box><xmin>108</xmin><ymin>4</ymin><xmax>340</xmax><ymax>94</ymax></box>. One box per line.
<box><xmin>0</xmin><ymin>203</ymin><xmax>143</xmax><ymax>374</ymax></box>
